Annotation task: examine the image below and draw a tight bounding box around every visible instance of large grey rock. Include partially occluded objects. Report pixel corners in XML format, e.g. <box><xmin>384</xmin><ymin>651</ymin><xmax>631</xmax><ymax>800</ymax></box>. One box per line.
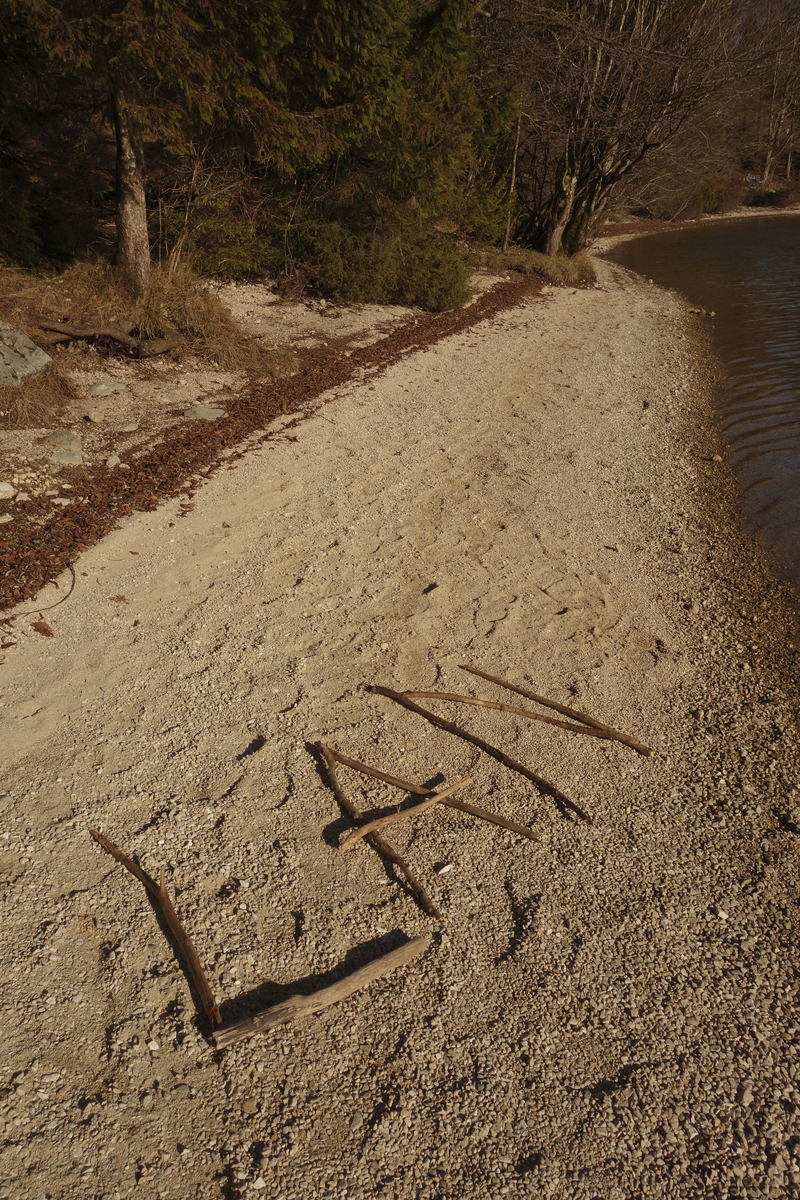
<box><xmin>0</xmin><ymin>320</ymin><xmax>51</xmax><ymax>383</ymax></box>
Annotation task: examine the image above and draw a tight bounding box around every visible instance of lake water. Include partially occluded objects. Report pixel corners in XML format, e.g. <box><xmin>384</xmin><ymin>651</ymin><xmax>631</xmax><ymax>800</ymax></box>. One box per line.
<box><xmin>608</xmin><ymin>214</ymin><xmax>800</xmax><ymax>593</ymax></box>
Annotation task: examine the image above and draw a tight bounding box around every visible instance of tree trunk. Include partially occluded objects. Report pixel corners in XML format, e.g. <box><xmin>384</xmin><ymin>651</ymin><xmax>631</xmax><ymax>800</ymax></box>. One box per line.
<box><xmin>110</xmin><ymin>81</ymin><xmax>151</xmax><ymax>306</ymax></box>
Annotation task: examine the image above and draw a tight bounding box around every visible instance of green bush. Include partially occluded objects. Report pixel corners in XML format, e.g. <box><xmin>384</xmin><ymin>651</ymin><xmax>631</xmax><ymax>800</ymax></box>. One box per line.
<box><xmin>301</xmin><ymin>224</ymin><xmax>470</xmax><ymax>309</ymax></box>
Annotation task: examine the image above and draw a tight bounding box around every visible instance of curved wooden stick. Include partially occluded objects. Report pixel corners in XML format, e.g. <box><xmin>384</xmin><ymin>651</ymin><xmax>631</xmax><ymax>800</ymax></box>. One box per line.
<box><xmin>90</xmin><ymin>829</ymin><xmax>220</xmax><ymax>1026</ymax></box>
<box><xmin>460</xmin><ymin>664</ymin><xmax>653</xmax><ymax>757</ymax></box>
<box><xmin>369</xmin><ymin>686</ymin><xmax>591</xmax><ymax>823</ymax></box>
<box><xmin>340</xmin><ymin>777</ymin><xmax>471</xmax><ymax>849</ymax></box>
<box><xmin>315</xmin><ymin>743</ymin><xmax>441</xmax><ymax>919</ymax></box>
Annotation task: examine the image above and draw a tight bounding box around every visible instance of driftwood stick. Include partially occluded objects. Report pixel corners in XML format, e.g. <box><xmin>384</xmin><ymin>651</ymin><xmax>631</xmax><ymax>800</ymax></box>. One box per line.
<box><xmin>212</xmin><ymin>934</ymin><xmax>430</xmax><ymax>1050</ymax></box>
<box><xmin>369</xmin><ymin>687</ymin><xmax>591</xmax><ymax>823</ymax></box>
<box><xmin>404</xmin><ymin>690</ymin><xmax>627</xmax><ymax>743</ymax></box>
<box><xmin>340</xmin><ymin>777</ymin><xmax>471</xmax><ymax>850</ymax></box>
<box><xmin>315</xmin><ymin>743</ymin><xmax>441</xmax><ymax>919</ymax></box>
<box><xmin>437</xmin><ymin>793</ymin><xmax>540</xmax><ymax>841</ymax></box>
<box><xmin>324</xmin><ymin>747</ymin><xmax>430</xmax><ymax>796</ymax></box>
<box><xmin>90</xmin><ymin>829</ymin><xmax>221</xmax><ymax>1026</ymax></box>
<box><xmin>460</xmin><ymin>664</ymin><xmax>654</xmax><ymax>757</ymax></box>
<box><xmin>324</xmin><ymin>750</ymin><xmax>539</xmax><ymax>842</ymax></box>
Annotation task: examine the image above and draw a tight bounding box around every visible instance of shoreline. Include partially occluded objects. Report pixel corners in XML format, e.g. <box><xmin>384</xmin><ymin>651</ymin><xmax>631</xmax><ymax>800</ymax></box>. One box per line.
<box><xmin>597</xmin><ymin>200</ymin><xmax>800</xmax><ymax>251</ymax></box>
<box><xmin>1</xmin><ymin>261</ymin><xmax>800</xmax><ymax>1199</ymax></box>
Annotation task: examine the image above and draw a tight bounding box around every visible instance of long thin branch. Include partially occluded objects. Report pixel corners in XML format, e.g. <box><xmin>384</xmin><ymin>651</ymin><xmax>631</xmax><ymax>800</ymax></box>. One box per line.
<box><xmin>212</xmin><ymin>934</ymin><xmax>430</xmax><ymax>1050</ymax></box>
<box><xmin>90</xmin><ymin>829</ymin><xmax>220</xmax><ymax>1026</ymax></box>
<box><xmin>340</xmin><ymin>777</ymin><xmax>471</xmax><ymax>850</ymax></box>
<box><xmin>460</xmin><ymin>664</ymin><xmax>653</xmax><ymax>756</ymax></box>
<box><xmin>404</xmin><ymin>690</ymin><xmax>629</xmax><ymax>744</ymax></box>
<box><xmin>323</xmin><ymin>747</ymin><xmax>539</xmax><ymax>842</ymax></box>
<box><xmin>323</xmin><ymin>747</ymin><xmax>430</xmax><ymax>795</ymax></box>
<box><xmin>314</xmin><ymin>743</ymin><xmax>441</xmax><ymax>919</ymax></box>
<box><xmin>369</xmin><ymin>687</ymin><xmax>591</xmax><ymax>823</ymax></box>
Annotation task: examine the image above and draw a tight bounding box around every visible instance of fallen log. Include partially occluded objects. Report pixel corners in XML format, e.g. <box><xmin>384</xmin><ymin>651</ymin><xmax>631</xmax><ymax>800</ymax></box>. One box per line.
<box><xmin>38</xmin><ymin>319</ymin><xmax>178</xmax><ymax>359</ymax></box>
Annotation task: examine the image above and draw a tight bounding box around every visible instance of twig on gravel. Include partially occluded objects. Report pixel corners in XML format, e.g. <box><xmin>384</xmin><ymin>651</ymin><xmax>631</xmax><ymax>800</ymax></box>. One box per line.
<box><xmin>323</xmin><ymin>746</ymin><xmax>539</xmax><ymax>842</ymax></box>
<box><xmin>321</xmin><ymin>747</ymin><xmax>431</xmax><ymax>795</ymax></box>
<box><xmin>212</xmin><ymin>934</ymin><xmax>430</xmax><ymax>1050</ymax></box>
<box><xmin>90</xmin><ymin>829</ymin><xmax>221</xmax><ymax>1026</ymax></box>
<box><xmin>369</xmin><ymin>686</ymin><xmax>592</xmax><ymax>823</ymax></box>
<box><xmin>340</xmin><ymin>777</ymin><xmax>471</xmax><ymax>849</ymax></box>
<box><xmin>314</xmin><ymin>743</ymin><xmax>441</xmax><ymax>919</ymax></box>
<box><xmin>460</xmin><ymin>664</ymin><xmax>653</xmax><ymax>756</ymax></box>
<box><xmin>404</xmin><ymin>690</ymin><xmax>634</xmax><ymax>745</ymax></box>
<box><xmin>3</xmin><ymin>564</ymin><xmax>77</xmax><ymax>620</ymax></box>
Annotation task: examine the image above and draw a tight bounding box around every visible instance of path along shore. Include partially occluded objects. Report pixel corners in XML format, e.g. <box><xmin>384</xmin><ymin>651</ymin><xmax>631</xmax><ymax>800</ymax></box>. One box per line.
<box><xmin>1</xmin><ymin>257</ymin><xmax>799</xmax><ymax>1200</ymax></box>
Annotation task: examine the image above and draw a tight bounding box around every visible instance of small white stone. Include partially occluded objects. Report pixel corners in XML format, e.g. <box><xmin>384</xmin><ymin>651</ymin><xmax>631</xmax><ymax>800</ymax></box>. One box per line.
<box><xmin>106</xmin><ymin>455</ymin><xmax>121</xmax><ymax>469</ymax></box>
<box><xmin>0</xmin><ymin>513</ymin><xmax>11</xmax><ymax>524</ymax></box>
<box><xmin>90</xmin><ymin>381</ymin><xmax>124</xmax><ymax>397</ymax></box>
<box><xmin>0</xmin><ymin>481</ymin><xmax>15</xmax><ymax>498</ymax></box>
<box><xmin>436</xmin><ymin>863</ymin><xmax>454</xmax><ymax>875</ymax></box>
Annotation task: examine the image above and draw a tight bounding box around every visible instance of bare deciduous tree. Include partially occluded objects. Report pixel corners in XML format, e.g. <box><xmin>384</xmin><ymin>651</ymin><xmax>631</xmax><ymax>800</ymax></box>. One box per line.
<box><xmin>480</xmin><ymin>0</ymin><xmax>740</xmax><ymax>254</ymax></box>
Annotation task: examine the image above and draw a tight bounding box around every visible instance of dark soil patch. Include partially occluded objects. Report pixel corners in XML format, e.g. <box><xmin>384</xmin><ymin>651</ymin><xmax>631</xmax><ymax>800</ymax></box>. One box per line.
<box><xmin>1</xmin><ymin>276</ymin><xmax>541</xmax><ymax>611</ymax></box>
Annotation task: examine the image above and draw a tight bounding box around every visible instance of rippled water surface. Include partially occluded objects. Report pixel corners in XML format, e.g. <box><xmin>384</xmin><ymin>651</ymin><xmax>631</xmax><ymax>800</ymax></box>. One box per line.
<box><xmin>608</xmin><ymin>214</ymin><xmax>800</xmax><ymax>590</ymax></box>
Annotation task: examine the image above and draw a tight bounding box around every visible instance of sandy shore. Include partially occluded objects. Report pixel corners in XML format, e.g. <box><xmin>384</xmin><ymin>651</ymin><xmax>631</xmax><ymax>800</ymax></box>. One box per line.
<box><xmin>2</xmin><ymin>258</ymin><xmax>800</xmax><ymax>1200</ymax></box>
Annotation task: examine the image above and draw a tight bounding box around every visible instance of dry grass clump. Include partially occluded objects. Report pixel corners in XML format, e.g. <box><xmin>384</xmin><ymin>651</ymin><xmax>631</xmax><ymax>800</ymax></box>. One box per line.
<box><xmin>0</xmin><ymin>260</ymin><xmax>295</xmax><ymax>375</ymax></box>
<box><xmin>0</xmin><ymin>361</ymin><xmax>76</xmax><ymax>429</ymax></box>
<box><xmin>477</xmin><ymin>247</ymin><xmax>596</xmax><ymax>286</ymax></box>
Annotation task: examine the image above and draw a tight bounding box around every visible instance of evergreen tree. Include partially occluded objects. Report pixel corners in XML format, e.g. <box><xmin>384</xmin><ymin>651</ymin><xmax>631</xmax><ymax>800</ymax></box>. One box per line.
<box><xmin>6</xmin><ymin>0</ymin><xmax>408</xmax><ymax>303</ymax></box>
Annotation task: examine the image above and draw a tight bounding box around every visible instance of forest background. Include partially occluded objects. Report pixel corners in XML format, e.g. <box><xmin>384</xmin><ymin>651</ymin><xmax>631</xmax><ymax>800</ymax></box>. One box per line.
<box><xmin>0</xmin><ymin>0</ymin><xmax>799</xmax><ymax>315</ymax></box>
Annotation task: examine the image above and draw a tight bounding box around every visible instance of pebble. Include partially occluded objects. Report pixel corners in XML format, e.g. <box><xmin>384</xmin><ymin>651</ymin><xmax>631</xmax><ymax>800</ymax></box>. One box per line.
<box><xmin>120</xmin><ymin>422</ymin><xmax>139</xmax><ymax>433</ymax></box>
<box><xmin>0</xmin><ymin>482</ymin><xmax>15</xmax><ymax>498</ymax></box>
<box><xmin>0</xmin><ymin>513</ymin><xmax>11</xmax><ymax>524</ymax></box>
<box><xmin>349</xmin><ymin>1114</ymin><xmax>364</xmax><ymax>1132</ymax></box>
<box><xmin>106</xmin><ymin>455</ymin><xmax>121</xmax><ymax>469</ymax></box>
<box><xmin>89</xmin><ymin>381</ymin><xmax>124</xmax><ymax>397</ymax></box>
<box><xmin>185</xmin><ymin>405</ymin><xmax>228</xmax><ymax>421</ymax></box>
<box><xmin>50</xmin><ymin>450</ymin><xmax>83</xmax><ymax>466</ymax></box>
<box><xmin>86</xmin><ymin>410</ymin><xmax>103</xmax><ymax>424</ymax></box>
<box><xmin>241</xmin><ymin>1097</ymin><xmax>258</xmax><ymax>1115</ymax></box>
<box><xmin>712</xmin><ymin>454</ymin><xmax>723</xmax><ymax>463</ymax></box>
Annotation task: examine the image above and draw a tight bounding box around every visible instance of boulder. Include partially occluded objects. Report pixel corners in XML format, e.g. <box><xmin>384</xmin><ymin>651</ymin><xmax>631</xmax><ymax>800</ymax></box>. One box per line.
<box><xmin>0</xmin><ymin>320</ymin><xmax>51</xmax><ymax>384</ymax></box>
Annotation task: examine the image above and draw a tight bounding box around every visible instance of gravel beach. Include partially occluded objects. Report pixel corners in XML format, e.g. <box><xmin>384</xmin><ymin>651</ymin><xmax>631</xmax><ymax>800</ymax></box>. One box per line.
<box><xmin>1</xmin><ymin>256</ymin><xmax>799</xmax><ymax>1200</ymax></box>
